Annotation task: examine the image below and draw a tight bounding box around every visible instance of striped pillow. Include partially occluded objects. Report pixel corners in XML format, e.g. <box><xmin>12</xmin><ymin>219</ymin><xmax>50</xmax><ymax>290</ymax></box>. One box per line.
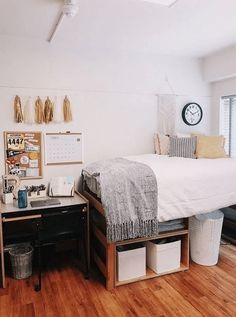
<box><xmin>169</xmin><ymin>136</ymin><xmax>196</xmax><ymax>158</ymax></box>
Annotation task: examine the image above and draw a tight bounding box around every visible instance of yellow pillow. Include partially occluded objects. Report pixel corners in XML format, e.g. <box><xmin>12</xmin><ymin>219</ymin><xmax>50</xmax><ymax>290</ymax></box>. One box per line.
<box><xmin>196</xmin><ymin>135</ymin><xmax>227</xmax><ymax>159</ymax></box>
<box><xmin>192</xmin><ymin>133</ymin><xmax>225</xmax><ymax>147</ymax></box>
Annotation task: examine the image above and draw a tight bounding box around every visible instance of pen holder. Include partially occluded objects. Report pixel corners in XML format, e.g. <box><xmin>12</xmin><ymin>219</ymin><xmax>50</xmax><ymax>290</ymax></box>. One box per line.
<box><xmin>2</xmin><ymin>192</ymin><xmax>13</xmax><ymax>204</ymax></box>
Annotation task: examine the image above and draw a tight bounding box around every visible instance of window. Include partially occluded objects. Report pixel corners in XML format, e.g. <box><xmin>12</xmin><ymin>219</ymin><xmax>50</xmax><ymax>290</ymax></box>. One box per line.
<box><xmin>220</xmin><ymin>95</ymin><xmax>236</xmax><ymax>157</ymax></box>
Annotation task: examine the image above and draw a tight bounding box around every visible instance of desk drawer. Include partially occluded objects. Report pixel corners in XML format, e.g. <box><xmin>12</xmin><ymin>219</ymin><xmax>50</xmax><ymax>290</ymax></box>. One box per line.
<box><xmin>3</xmin><ymin>218</ymin><xmax>40</xmax><ymax>245</ymax></box>
<box><xmin>42</xmin><ymin>206</ymin><xmax>86</xmax><ymax>218</ymax></box>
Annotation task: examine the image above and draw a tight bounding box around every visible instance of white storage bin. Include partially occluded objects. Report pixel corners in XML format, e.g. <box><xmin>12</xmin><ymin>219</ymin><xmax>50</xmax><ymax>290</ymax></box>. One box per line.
<box><xmin>117</xmin><ymin>244</ymin><xmax>146</xmax><ymax>281</ymax></box>
<box><xmin>146</xmin><ymin>239</ymin><xmax>181</xmax><ymax>274</ymax></box>
<box><xmin>190</xmin><ymin>210</ymin><xmax>224</xmax><ymax>266</ymax></box>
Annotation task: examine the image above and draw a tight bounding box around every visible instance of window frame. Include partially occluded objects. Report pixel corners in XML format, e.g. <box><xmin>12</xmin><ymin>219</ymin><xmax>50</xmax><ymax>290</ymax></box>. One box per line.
<box><xmin>220</xmin><ymin>94</ymin><xmax>236</xmax><ymax>157</ymax></box>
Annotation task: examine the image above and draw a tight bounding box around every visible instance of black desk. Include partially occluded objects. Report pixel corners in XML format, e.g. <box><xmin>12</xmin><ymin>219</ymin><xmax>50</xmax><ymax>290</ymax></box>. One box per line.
<box><xmin>0</xmin><ymin>191</ymin><xmax>89</xmax><ymax>289</ymax></box>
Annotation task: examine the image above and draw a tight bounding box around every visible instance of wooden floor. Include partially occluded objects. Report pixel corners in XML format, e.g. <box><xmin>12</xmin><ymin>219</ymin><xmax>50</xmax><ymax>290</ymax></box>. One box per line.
<box><xmin>0</xmin><ymin>243</ymin><xmax>236</xmax><ymax>317</ymax></box>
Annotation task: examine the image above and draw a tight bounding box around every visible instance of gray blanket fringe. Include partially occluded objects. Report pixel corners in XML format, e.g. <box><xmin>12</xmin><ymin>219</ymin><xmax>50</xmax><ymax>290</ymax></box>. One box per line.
<box><xmin>82</xmin><ymin>158</ymin><xmax>158</xmax><ymax>242</ymax></box>
<box><xmin>107</xmin><ymin>218</ymin><xmax>159</xmax><ymax>242</ymax></box>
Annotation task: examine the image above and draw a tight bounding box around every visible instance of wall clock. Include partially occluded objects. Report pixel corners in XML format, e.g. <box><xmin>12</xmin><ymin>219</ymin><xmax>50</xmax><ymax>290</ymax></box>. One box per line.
<box><xmin>182</xmin><ymin>102</ymin><xmax>203</xmax><ymax>126</ymax></box>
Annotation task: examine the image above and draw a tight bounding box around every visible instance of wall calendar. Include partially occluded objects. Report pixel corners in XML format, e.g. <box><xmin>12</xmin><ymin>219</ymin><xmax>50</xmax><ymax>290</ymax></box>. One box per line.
<box><xmin>44</xmin><ymin>133</ymin><xmax>83</xmax><ymax>165</ymax></box>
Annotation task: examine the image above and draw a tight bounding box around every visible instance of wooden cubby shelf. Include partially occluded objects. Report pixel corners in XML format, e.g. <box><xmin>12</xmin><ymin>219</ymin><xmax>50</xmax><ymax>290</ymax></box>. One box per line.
<box><xmin>115</xmin><ymin>230</ymin><xmax>189</xmax><ymax>287</ymax></box>
<box><xmin>83</xmin><ymin>189</ymin><xmax>190</xmax><ymax>290</ymax></box>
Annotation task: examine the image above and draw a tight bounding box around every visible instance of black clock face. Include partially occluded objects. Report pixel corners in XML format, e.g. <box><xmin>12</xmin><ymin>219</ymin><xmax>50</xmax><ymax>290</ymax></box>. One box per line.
<box><xmin>182</xmin><ymin>103</ymin><xmax>203</xmax><ymax>126</ymax></box>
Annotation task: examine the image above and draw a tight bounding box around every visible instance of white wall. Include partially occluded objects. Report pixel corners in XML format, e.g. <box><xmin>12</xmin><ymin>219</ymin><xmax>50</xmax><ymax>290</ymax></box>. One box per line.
<box><xmin>211</xmin><ymin>77</ymin><xmax>236</xmax><ymax>134</ymax></box>
<box><xmin>203</xmin><ymin>45</ymin><xmax>236</xmax><ymax>134</ymax></box>
<box><xmin>0</xmin><ymin>36</ymin><xmax>210</xmax><ymax>187</ymax></box>
<box><xmin>203</xmin><ymin>44</ymin><xmax>236</xmax><ymax>82</ymax></box>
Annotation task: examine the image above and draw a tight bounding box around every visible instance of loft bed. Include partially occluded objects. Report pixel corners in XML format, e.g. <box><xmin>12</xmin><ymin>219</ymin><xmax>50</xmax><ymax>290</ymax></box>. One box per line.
<box><xmin>82</xmin><ymin>154</ymin><xmax>236</xmax><ymax>290</ymax></box>
<box><xmin>221</xmin><ymin>206</ymin><xmax>236</xmax><ymax>244</ymax></box>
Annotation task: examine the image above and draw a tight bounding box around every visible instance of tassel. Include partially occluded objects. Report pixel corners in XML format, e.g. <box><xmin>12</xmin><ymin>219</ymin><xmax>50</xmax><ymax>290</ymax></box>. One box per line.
<box><xmin>24</xmin><ymin>97</ymin><xmax>34</xmax><ymax>124</ymax></box>
<box><xmin>14</xmin><ymin>95</ymin><xmax>24</xmax><ymax>123</ymax></box>
<box><xmin>63</xmin><ymin>95</ymin><xmax>73</xmax><ymax>122</ymax></box>
<box><xmin>35</xmin><ymin>96</ymin><xmax>44</xmax><ymax>124</ymax></box>
<box><xmin>44</xmin><ymin>96</ymin><xmax>53</xmax><ymax>124</ymax></box>
<box><xmin>53</xmin><ymin>96</ymin><xmax>63</xmax><ymax>123</ymax></box>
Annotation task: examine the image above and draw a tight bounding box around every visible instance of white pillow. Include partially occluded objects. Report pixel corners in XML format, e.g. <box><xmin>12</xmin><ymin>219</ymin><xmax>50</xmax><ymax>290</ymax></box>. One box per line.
<box><xmin>154</xmin><ymin>134</ymin><xmax>161</xmax><ymax>154</ymax></box>
<box><xmin>158</xmin><ymin>134</ymin><xmax>170</xmax><ymax>155</ymax></box>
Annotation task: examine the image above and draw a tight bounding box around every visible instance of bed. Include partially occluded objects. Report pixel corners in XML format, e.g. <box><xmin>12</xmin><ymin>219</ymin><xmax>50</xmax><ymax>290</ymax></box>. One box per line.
<box><xmin>82</xmin><ymin>154</ymin><xmax>236</xmax><ymax>289</ymax></box>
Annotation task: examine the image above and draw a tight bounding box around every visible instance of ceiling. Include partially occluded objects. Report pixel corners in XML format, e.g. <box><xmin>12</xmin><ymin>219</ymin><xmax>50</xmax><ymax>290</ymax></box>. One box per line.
<box><xmin>1</xmin><ymin>0</ymin><xmax>236</xmax><ymax>57</ymax></box>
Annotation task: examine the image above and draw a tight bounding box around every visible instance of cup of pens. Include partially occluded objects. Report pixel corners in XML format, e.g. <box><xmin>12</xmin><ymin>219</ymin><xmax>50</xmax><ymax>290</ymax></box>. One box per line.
<box><xmin>2</xmin><ymin>176</ymin><xmax>14</xmax><ymax>204</ymax></box>
<box><xmin>2</xmin><ymin>192</ymin><xmax>13</xmax><ymax>204</ymax></box>
<box><xmin>2</xmin><ymin>189</ymin><xmax>14</xmax><ymax>204</ymax></box>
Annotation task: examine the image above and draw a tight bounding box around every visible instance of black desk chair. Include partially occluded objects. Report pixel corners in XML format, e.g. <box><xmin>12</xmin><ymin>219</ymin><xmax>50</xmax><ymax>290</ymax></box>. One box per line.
<box><xmin>34</xmin><ymin>209</ymin><xmax>88</xmax><ymax>291</ymax></box>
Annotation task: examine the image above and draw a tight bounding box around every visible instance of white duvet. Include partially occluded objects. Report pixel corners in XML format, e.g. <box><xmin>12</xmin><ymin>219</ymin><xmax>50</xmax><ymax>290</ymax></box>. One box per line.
<box><xmin>126</xmin><ymin>154</ymin><xmax>236</xmax><ymax>222</ymax></box>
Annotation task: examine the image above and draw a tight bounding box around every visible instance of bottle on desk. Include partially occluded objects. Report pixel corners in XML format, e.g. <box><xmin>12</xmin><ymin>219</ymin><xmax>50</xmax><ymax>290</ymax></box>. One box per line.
<box><xmin>18</xmin><ymin>187</ymin><xmax>28</xmax><ymax>208</ymax></box>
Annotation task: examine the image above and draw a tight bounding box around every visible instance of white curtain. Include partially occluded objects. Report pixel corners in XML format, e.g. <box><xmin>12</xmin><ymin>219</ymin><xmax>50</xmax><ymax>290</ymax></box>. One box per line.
<box><xmin>157</xmin><ymin>94</ymin><xmax>176</xmax><ymax>135</ymax></box>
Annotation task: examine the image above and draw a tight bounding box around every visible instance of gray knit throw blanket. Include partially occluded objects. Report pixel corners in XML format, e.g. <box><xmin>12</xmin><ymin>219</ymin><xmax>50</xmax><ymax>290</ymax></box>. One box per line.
<box><xmin>83</xmin><ymin>158</ymin><xmax>158</xmax><ymax>242</ymax></box>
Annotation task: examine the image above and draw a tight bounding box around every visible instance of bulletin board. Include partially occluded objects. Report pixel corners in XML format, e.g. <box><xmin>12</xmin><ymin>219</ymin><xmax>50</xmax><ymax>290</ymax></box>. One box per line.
<box><xmin>44</xmin><ymin>133</ymin><xmax>83</xmax><ymax>165</ymax></box>
<box><xmin>4</xmin><ymin>131</ymin><xmax>43</xmax><ymax>179</ymax></box>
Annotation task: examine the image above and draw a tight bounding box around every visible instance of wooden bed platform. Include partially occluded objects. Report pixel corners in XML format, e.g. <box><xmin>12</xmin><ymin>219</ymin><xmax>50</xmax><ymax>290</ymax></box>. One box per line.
<box><xmin>83</xmin><ymin>187</ymin><xmax>189</xmax><ymax>290</ymax></box>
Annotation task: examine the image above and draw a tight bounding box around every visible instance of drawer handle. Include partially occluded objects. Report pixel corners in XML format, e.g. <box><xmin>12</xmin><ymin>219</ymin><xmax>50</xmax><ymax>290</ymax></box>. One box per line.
<box><xmin>2</xmin><ymin>215</ymin><xmax>42</xmax><ymax>222</ymax></box>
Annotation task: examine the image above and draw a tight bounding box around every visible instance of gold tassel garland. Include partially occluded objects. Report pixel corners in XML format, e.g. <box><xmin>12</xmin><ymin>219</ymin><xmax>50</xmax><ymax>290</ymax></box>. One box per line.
<box><xmin>14</xmin><ymin>95</ymin><xmax>24</xmax><ymax>123</ymax></box>
<box><xmin>44</xmin><ymin>96</ymin><xmax>53</xmax><ymax>124</ymax></box>
<box><xmin>35</xmin><ymin>96</ymin><xmax>44</xmax><ymax>124</ymax></box>
<box><xmin>53</xmin><ymin>96</ymin><xmax>63</xmax><ymax>123</ymax></box>
<box><xmin>63</xmin><ymin>95</ymin><xmax>73</xmax><ymax>122</ymax></box>
<box><xmin>24</xmin><ymin>97</ymin><xmax>34</xmax><ymax>124</ymax></box>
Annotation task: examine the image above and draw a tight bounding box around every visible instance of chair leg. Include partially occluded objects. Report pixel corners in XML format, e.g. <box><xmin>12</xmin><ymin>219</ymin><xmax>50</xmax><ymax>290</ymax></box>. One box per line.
<box><xmin>34</xmin><ymin>243</ymin><xmax>41</xmax><ymax>292</ymax></box>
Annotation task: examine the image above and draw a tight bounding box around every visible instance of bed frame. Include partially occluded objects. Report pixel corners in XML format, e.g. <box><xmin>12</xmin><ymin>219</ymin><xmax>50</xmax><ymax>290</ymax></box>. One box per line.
<box><xmin>82</xmin><ymin>185</ymin><xmax>190</xmax><ymax>290</ymax></box>
<box><xmin>222</xmin><ymin>205</ymin><xmax>236</xmax><ymax>245</ymax></box>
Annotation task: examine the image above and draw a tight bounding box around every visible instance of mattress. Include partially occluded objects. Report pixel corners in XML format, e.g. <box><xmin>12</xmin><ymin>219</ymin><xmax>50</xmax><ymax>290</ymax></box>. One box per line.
<box><xmin>84</xmin><ymin>154</ymin><xmax>236</xmax><ymax>222</ymax></box>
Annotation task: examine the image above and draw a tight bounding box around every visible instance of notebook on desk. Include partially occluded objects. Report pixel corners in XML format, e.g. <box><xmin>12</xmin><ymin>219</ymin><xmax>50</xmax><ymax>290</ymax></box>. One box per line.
<box><xmin>30</xmin><ymin>198</ymin><xmax>61</xmax><ymax>208</ymax></box>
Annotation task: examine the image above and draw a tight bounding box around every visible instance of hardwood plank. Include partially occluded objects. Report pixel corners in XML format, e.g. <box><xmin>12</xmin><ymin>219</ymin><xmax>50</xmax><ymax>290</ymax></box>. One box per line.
<box><xmin>1</xmin><ymin>245</ymin><xmax>236</xmax><ymax>317</ymax></box>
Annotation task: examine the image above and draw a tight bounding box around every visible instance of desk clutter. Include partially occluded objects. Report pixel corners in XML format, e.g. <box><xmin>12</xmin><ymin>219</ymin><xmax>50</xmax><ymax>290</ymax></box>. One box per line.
<box><xmin>26</xmin><ymin>184</ymin><xmax>46</xmax><ymax>198</ymax></box>
<box><xmin>1</xmin><ymin>174</ymin><xmax>47</xmax><ymax>206</ymax></box>
<box><xmin>14</xmin><ymin>95</ymin><xmax>73</xmax><ymax>124</ymax></box>
<box><xmin>1</xmin><ymin>174</ymin><xmax>75</xmax><ymax>207</ymax></box>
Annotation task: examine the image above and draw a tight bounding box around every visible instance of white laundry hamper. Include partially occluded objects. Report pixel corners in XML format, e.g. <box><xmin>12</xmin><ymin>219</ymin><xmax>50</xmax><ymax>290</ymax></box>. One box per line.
<box><xmin>189</xmin><ymin>210</ymin><xmax>224</xmax><ymax>266</ymax></box>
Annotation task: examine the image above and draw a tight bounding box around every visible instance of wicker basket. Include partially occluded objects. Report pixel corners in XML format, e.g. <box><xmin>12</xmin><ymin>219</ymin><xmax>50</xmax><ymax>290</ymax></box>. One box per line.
<box><xmin>9</xmin><ymin>244</ymin><xmax>33</xmax><ymax>279</ymax></box>
<box><xmin>190</xmin><ymin>210</ymin><xmax>224</xmax><ymax>266</ymax></box>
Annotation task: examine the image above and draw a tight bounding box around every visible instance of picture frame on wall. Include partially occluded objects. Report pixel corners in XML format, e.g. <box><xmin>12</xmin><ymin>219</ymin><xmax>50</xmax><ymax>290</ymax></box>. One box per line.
<box><xmin>4</xmin><ymin>131</ymin><xmax>43</xmax><ymax>179</ymax></box>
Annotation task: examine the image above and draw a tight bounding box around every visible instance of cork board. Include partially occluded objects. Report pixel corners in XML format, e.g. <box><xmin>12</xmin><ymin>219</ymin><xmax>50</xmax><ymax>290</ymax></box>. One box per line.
<box><xmin>4</xmin><ymin>131</ymin><xmax>43</xmax><ymax>179</ymax></box>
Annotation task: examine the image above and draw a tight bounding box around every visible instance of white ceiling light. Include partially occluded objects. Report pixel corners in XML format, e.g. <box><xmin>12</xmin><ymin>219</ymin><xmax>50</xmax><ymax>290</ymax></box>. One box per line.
<box><xmin>48</xmin><ymin>0</ymin><xmax>79</xmax><ymax>43</ymax></box>
<box><xmin>62</xmin><ymin>0</ymin><xmax>79</xmax><ymax>18</ymax></box>
<box><xmin>141</xmin><ymin>0</ymin><xmax>178</xmax><ymax>6</ymax></box>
